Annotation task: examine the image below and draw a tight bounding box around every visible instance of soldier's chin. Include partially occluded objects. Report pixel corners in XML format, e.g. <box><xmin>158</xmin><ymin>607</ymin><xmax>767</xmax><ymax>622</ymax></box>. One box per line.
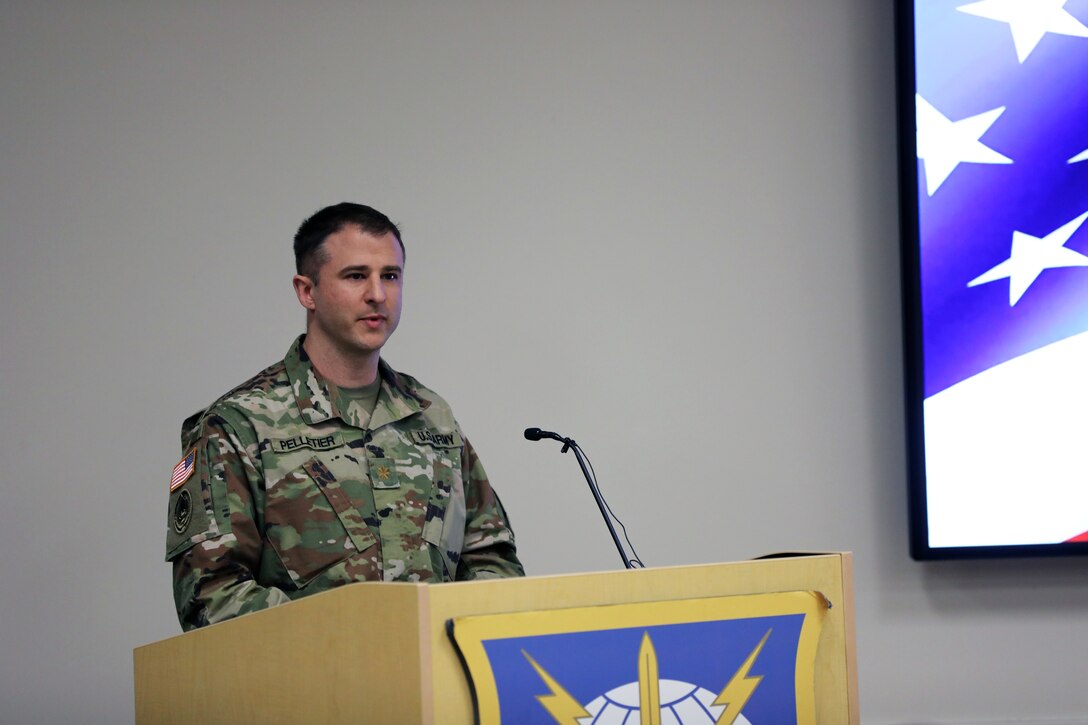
<box><xmin>351</xmin><ymin>332</ymin><xmax>390</xmax><ymax>352</ymax></box>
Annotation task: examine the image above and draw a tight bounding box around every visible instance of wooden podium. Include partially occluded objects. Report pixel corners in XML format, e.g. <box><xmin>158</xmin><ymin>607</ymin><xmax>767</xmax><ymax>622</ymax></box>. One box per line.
<box><xmin>134</xmin><ymin>553</ymin><xmax>858</xmax><ymax>724</ymax></box>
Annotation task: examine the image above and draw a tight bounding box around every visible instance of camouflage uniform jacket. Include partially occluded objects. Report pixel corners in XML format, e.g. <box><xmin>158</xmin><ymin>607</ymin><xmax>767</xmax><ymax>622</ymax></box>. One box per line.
<box><xmin>167</xmin><ymin>336</ymin><xmax>523</xmax><ymax>631</ymax></box>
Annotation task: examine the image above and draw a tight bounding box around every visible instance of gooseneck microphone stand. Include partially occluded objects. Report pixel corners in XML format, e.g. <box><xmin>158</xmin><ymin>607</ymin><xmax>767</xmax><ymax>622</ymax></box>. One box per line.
<box><xmin>524</xmin><ymin>427</ymin><xmax>639</xmax><ymax>570</ymax></box>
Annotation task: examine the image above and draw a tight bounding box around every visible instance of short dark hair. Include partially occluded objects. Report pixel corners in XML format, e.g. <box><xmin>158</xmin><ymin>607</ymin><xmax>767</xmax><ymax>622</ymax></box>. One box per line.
<box><xmin>293</xmin><ymin>202</ymin><xmax>404</xmax><ymax>281</ymax></box>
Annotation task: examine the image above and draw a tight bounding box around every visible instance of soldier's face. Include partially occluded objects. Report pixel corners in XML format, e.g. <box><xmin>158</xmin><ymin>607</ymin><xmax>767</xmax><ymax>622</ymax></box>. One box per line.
<box><xmin>297</xmin><ymin>225</ymin><xmax>404</xmax><ymax>363</ymax></box>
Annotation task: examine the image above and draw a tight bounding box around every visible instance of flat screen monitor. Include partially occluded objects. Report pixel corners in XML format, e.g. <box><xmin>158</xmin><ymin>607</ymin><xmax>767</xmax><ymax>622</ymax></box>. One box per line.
<box><xmin>896</xmin><ymin>0</ymin><xmax>1088</xmax><ymax>559</ymax></box>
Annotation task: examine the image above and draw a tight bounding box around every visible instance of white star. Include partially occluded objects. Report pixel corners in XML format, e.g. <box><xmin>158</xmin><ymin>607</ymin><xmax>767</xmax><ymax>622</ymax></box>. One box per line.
<box><xmin>916</xmin><ymin>95</ymin><xmax>1012</xmax><ymax>196</ymax></box>
<box><xmin>1070</xmin><ymin>148</ymin><xmax>1088</xmax><ymax>163</ymax></box>
<box><xmin>968</xmin><ymin>211</ymin><xmax>1088</xmax><ymax>305</ymax></box>
<box><xmin>957</xmin><ymin>0</ymin><xmax>1088</xmax><ymax>63</ymax></box>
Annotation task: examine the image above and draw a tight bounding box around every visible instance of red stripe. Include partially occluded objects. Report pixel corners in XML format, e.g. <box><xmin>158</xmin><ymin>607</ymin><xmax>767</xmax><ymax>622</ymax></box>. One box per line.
<box><xmin>1066</xmin><ymin>530</ymin><xmax>1088</xmax><ymax>543</ymax></box>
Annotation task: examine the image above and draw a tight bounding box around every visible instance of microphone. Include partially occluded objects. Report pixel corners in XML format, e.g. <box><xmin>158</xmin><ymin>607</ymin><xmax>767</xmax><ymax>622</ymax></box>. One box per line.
<box><xmin>523</xmin><ymin>427</ymin><xmax>564</xmax><ymax>443</ymax></box>
<box><xmin>523</xmin><ymin>425</ymin><xmax>642</xmax><ymax>570</ymax></box>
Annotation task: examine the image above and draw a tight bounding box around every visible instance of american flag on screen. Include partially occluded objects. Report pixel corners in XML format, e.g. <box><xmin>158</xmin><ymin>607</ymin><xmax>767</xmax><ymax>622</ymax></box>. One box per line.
<box><xmin>914</xmin><ymin>0</ymin><xmax>1088</xmax><ymax>547</ymax></box>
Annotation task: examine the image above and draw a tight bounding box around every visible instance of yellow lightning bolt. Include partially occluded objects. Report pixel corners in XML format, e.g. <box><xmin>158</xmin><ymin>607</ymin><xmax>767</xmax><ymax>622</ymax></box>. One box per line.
<box><xmin>522</xmin><ymin>650</ymin><xmax>591</xmax><ymax>724</ymax></box>
<box><xmin>713</xmin><ymin>629</ymin><xmax>771</xmax><ymax>725</ymax></box>
<box><xmin>638</xmin><ymin>632</ymin><xmax>662</xmax><ymax>725</ymax></box>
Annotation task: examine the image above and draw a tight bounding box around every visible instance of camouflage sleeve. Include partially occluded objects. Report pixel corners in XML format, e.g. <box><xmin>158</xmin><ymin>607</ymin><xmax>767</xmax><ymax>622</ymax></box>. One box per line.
<box><xmin>167</xmin><ymin>409</ymin><xmax>290</xmax><ymax>630</ymax></box>
<box><xmin>456</xmin><ymin>435</ymin><xmax>525</xmax><ymax>580</ymax></box>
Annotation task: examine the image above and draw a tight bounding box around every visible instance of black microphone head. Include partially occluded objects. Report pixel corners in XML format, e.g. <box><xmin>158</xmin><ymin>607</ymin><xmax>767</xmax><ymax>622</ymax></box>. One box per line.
<box><xmin>524</xmin><ymin>427</ymin><xmax>543</xmax><ymax>441</ymax></box>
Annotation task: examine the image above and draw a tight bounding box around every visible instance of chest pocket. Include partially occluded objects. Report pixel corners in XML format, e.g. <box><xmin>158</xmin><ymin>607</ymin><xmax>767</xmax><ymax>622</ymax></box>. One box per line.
<box><xmin>421</xmin><ymin>457</ymin><xmax>467</xmax><ymax>579</ymax></box>
<box><xmin>264</xmin><ymin>455</ymin><xmax>378</xmax><ymax>588</ymax></box>
<box><xmin>366</xmin><ymin>449</ymin><xmax>466</xmax><ymax>582</ymax></box>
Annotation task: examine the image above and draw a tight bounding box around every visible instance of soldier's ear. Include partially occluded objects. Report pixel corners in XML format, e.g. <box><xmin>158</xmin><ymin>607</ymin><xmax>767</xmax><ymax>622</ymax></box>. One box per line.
<box><xmin>292</xmin><ymin>274</ymin><xmax>317</xmax><ymax>311</ymax></box>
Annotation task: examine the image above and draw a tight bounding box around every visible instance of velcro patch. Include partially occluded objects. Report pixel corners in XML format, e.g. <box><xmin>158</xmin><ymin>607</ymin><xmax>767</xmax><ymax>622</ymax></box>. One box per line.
<box><xmin>369</xmin><ymin>458</ymin><xmax>400</xmax><ymax>489</ymax></box>
<box><xmin>410</xmin><ymin>429</ymin><xmax>463</xmax><ymax>448</ymax></box>
<box><xmin>170</xmin><ymin>448</ymin><xmax>196</xmax><ymax>492</ymax></box>
<box><xmin>172</xmin><ymin>489</ymin><xmax>194</xmax><ymax>534</ymax></box>
<box><xmin>165</xmin><ymin>469</ymin><xmax>214</xmax><ymax>561</ymax></box>
<box><xmin>270</xmin><ymin>432</ymin><xmax>344</xmax><ymax>453</ymax></box>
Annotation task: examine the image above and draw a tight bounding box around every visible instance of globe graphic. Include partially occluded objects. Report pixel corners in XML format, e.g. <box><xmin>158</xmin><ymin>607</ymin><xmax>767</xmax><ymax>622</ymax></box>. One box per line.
<box><xmin>577</xmin><ymin>678</ymin><xmax>754</xmax><ymax>725</ymax></box>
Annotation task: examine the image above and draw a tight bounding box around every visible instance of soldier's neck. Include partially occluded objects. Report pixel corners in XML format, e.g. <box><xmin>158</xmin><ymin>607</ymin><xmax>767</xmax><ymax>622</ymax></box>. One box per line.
<box><xmin>301</xmin><ymin>335</ymin><xmax>380</xmax><ymax>389</ymax></box>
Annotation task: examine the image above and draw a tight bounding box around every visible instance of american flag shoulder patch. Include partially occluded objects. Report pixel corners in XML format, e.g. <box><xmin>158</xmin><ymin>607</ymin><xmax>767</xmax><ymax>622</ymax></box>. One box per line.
<box><xmin>170</xmin><ymin>449</ymin><xmax>196</xmax><ymax>492</ymax></box>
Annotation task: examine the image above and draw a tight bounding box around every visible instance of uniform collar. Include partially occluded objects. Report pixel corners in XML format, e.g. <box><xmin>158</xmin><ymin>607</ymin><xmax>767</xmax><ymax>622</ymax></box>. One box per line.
<box><xmin>285</xmin><ymin>335</ymin><xmax>427</xmax><ymax>429</ymax></box>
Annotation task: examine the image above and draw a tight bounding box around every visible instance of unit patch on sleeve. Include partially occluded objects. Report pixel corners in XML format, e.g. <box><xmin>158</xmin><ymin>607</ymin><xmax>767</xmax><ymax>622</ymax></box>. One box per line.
<box><xmin>172</xmin><ymin>489</ymin><xmax>194</xmax><ymax>534</ymax></box>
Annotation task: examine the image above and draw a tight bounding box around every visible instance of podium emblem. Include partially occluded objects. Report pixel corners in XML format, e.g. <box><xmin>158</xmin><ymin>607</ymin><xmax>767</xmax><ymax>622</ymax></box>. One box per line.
<box><xmin>449</xmin><ymin>590</ymin><xmax>826</xmax><ymax>724</ymax></box>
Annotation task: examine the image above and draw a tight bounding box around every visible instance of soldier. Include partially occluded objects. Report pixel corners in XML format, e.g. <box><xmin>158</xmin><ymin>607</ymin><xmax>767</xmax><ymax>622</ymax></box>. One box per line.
<box><xmin>167</xmin><ymin>202</ymin><xmax>523</xmax><ymax>631</ymax></box>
